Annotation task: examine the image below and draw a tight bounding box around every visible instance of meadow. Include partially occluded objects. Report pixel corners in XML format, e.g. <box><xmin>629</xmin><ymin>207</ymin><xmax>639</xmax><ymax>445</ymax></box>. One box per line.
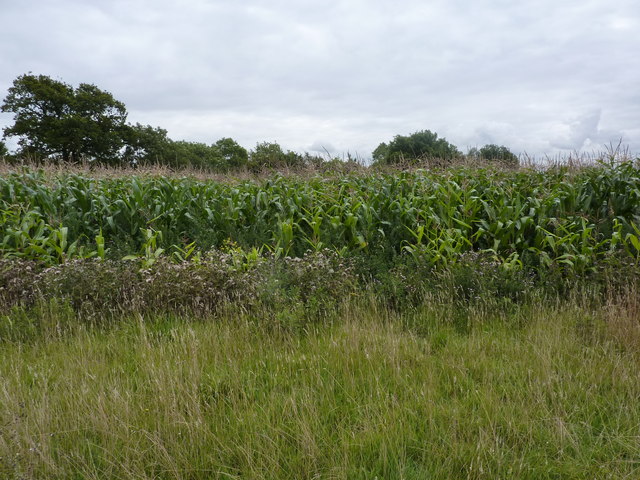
<box><xmin>1</xmin><ymin>158</ymin><xmax>640</xmax><ymax>479</ymax></box>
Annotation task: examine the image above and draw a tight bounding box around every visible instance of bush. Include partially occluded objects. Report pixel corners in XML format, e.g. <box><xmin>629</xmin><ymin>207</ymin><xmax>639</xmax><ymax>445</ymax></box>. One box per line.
<box><xmin>0</xmin><ymin>259</ymin><xmax>40</xmax><ymax>308</ymax></box>
<box><xmin>0</xmin><ymin>250</ymin><xmax>358</xmax><ymax>325</ymax></box>
<box><xmin>437</xmin><ymin>252</ymin><xmax>533</xmax><ymax>304</ymax></box>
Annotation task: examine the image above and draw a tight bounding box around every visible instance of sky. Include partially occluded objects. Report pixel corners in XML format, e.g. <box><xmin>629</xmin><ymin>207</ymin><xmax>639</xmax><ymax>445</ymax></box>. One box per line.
<box><xmin>1</xmin><ymin>0</ymin><xmax>639</xmax><ymax>160</ymax></box>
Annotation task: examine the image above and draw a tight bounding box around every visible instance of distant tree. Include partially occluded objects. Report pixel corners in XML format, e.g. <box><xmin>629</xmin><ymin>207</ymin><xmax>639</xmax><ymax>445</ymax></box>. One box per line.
<box><xmin>123</xmin><ymin>127</ymin><xmax>249</xmax><ymax>171</ymax></box>
<box><xmin>372</xmin><ymin>130</ymin><xmax>461</xmax><ymax>165</ymax></box>
<box><xmin>214</xmin><ymin>137</ymin><xmax>248</xmax><ymax>170</ymax></box>
<box><xmin>371</xmin><ymin>142</ymin><xmax>390</xmax><ymax>164</ymax></box>
<box><xmin>122</xmin><ymin>123</ymin><xmax>173</xmax><ymax>165</ymax></box>
<box><xmin>469</xmin><ymin>144</ymin><xmax>519</xmax><ymax>166</ymax></box>
<box><xmin>0</xmin><ymin>140</ymin><xmax>8</xmax><ymax>158</ymax></box>
<box><xmin>249</xmin><ymin>142</ymin><xmax>304</xmax><ymax>170</ymax></box>
<box><xmin>167</xmin><ymin>141</ymin><xmax>222</xmax><ymax>169</ymax></box>
<box><xmin>1</xmin><ymin>74</ymin><xmax>128</xmax><ymax>163</ymax></box>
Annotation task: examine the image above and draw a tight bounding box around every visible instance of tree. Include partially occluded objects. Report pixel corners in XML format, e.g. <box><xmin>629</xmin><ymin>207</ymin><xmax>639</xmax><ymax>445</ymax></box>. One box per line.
<box><xmin>249</xmin><ymin>142</ymin><xmax>304</xmax><ymax>170</ymax></box>
<box><xmin>372</xmin><ymin>130</ymin><xmax>461</xmax><ymax>165</ymax></box>
<box><xmin>123</xmin><ymin>127</ymin><xmax>249</xmax><ymax>171</ymax></box>
<box><xmin>122</xmin><ymin>123</ymin><xmax>173</xmax><ymax>165</ymax></box>
<box><xmin>469</xmin><ymin>144</ymin><xmax>518</xmax><ymax>166</ymax></box>
<box><xmin>0</xmin><ymin>140</ymin><xmax>8</xmax><ymax>158</ymax></box>
<box><xmin>165</xmin><ymin>141</ymin><xmax>219</xmax><ymax>169</ymax></box>
<box><xmin>214</xmin><ymin>137</ymin><xmax>248</xmax><ymax>170</ymax></box>
<box><xmin>1</xmin><ymin>74</ymin><xmax>128</xmax><ymax>163</ymax></box>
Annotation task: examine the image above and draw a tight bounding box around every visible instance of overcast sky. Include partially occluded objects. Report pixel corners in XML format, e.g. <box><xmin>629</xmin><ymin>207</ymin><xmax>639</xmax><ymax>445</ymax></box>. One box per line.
<box><xmin>1</xmin><ymin>0</ymin><xmax>638</xmax><ymax>160</ymax></box>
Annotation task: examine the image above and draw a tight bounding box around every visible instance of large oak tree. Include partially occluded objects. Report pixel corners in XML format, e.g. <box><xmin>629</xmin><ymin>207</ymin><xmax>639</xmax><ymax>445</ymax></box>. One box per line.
<box><xmin>1</xmin><ymin>74</ymin><xmax>128</xmax><ymax>163</ymax></box>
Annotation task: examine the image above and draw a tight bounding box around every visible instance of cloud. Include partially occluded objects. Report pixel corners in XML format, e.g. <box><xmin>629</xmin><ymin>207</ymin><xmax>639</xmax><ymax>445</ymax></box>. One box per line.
<box><xmin>551</xmin><ymin>110</ymin><xmax>603</xmax><ymax>150</ymax></box>
<box><xmin>472</xmin><ymin>123</ymin><xmax>518</xmax><ymax>150</ymax></box>
<box><xmin>1</xmin><ymin>0</ymin><xmax>639</xmax><ymax>158</ymax></box>
<box><xmin>550</xmin><ymin>110</ymin><xmax>630</xmax><ymax>153</ymax></box>
<box><xmin>308</xmin><ymin>141</ymin><xmax>337</xmax><ymax>154</ymax></box>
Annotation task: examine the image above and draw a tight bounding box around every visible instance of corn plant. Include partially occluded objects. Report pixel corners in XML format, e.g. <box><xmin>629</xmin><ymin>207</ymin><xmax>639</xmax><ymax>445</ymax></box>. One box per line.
<box><xmin>1</xmin><ymin>161</ymin><xmax>640</xmax><ymax>273</ymax></box>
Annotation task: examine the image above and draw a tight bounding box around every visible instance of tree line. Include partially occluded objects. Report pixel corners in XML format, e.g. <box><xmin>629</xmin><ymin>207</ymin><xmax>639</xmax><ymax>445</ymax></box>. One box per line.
<box><xmin>1</xmin><ymin>74</ymin><xmax>518</xmax><ymax>169</ymax></box>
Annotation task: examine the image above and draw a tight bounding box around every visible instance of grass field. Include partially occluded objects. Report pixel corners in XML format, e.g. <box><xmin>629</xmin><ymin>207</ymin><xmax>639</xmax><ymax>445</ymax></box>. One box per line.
<box><xmin>2</xmin><ymin>291</ymin><xmax>640</xmax><ymax>479</ymax></box>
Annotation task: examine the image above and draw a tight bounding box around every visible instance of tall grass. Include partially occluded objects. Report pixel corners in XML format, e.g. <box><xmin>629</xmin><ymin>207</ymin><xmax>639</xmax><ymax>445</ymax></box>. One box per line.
<box><xmin>2</xmin><ymin>292</ymin><xmax>640</xmax><ymax>479</ymax></box>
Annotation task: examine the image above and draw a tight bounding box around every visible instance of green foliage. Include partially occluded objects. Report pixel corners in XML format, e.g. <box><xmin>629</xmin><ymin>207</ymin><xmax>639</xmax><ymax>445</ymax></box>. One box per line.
<box><xmin>469</xmin><ymin>144</ymin><xmax>519</xmax><ymax>166</ymax></box>
<box><xmin>215</xmin><ymin>137</ymin><xmax>248</xmax><ymax>170</ymax></box>
<box><xmin>167</xmin><ymin>140</ymin><xmax>224</xmax><ymax>169</ymax></box>
<box><xmin>372</xmin><ymin>130</ymin><xmax>461</xmax><ymax>164</ymax></box>
<box><xmin>1</xmin><ymin>163</ymin><xmax>640</xmax><ymax>282</ymax></box>
<box><xmin>122</xmin><ymin>123</ymin><xmax>173</xmax><ymax>165</ymax></box>
<box><xmin>0</xmin><ymin>140</ymin><xmax>8</xmax><ymax>157</ymax></box>
<box><xmin>1</xmin><ymin>74</ymin><xmax>251</xmax><ymax>171</ymax></box>
<box><xmin>249</xmin><ymin>141</ymin><xmax>305</xmax><ymax>170</ymax></box>
<box><xmin>0</xmin><ymin>249</ymin><xmax>358</xmax><ymax>322</ymax></box>
<box><xmin>122</xmin><ymin>126</ymin><xmax>248</xmax><ymax>171</ymax></box>
<box><xmin>1</xmin><ymin>74</ymin><xmax>128</xmax><ymax>163</ymax></box>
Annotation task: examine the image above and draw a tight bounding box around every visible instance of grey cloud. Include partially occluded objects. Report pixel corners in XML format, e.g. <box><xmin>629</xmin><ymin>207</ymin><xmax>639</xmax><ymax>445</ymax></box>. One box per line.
<box><xmin>551</xmin><ymin>110</ymin><xmax>603</xmax><ymax>150</ymax></box>
<box><xmin>1</xmin><ymin>0</ymin><xmax>639</xmax><ymax>158</ymax></box>
<box><xmin>549</xmin><ymin>110</ymin><xmax>630</xmax><ymax>153</ymax></box>
<box><xmin>308</xmin><ymin>141</ymin><xmax>337</xmax><ymax>154</ymax></box>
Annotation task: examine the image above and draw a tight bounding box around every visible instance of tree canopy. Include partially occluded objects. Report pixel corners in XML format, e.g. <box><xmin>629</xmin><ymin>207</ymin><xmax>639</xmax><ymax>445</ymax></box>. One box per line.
<box><xmin>122</xmin><ymin>123</ymin><xmax>173</xmax><ymax>165</ymax></box>
<box><xmin>216</xmin><ymin>137</ymin><xmax>249</xmax><ymax>170</ymax></box>
<box><xmin>1</xmin><ymin>74</ymin><xmax>252</xmax><ymax>171</ymax></box>
<box><xmin>122</xmin><ymin>125</ymin><xmax>249</xmax><ymax>170</ymax></box>
<box><xmin>1</xmin><ymin>74</ymin><xmax>128</xmax><ymax>163</ymax></box>
<box><xmin>468</xmin><ymin>144</ymin><xmax>519</xmax><ymax>166</ymax></box>
<box><xmin>372</xmin><ymin>130</ymin><xmax>461</xmax><ymax>165</ymax></box>
<box><xmin>249</xmin><ymin>142</ymin><xmax>305</xmax><ymax>170</ymax></box>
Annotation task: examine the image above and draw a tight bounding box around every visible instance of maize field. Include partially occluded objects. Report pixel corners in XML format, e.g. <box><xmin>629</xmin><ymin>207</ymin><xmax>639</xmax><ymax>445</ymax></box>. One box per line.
<box><xmin>1</xmin><ymin>162</ymin><xmax>640</xmax><ymax>272</ymax></box>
